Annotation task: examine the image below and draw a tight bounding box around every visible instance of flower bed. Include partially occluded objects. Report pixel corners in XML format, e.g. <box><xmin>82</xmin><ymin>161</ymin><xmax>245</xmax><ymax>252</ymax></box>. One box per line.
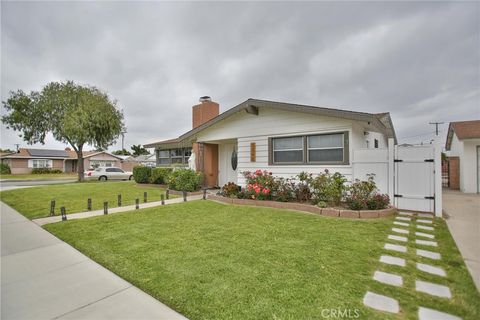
<box><xmin>214</xmin><ymin>169</ymin><xmax>397</xmax><ymax>218</ymax></box>
<box><xmin>208</xmin><ymin>194</ymin><xmax>397</xmax><ymax>219</ymax></box>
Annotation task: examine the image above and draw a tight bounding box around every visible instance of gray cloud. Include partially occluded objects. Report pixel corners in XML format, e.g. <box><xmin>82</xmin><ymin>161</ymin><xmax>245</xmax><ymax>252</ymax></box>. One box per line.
<box><xmin>1</xmin><ymin>1</ymin><xmax>479</xmax><ymax>151</ymax></box>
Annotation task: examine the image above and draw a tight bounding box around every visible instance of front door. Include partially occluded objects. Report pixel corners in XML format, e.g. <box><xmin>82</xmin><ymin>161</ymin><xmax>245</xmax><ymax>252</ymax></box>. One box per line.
<box><xmin>218</xmin><ymin>143</ymin><xmax>238</xmax><ymax>187</ymax></box>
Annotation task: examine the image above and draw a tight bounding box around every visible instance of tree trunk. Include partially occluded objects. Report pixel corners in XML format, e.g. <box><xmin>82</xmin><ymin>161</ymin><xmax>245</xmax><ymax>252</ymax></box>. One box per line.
<box><xmin>76</xmin><ymin>148</ymin><xmax>84</xmax><ymax>182</ymax></box>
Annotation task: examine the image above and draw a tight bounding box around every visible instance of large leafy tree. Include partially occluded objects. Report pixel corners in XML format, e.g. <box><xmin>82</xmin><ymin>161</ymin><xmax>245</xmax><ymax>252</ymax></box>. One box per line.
<box><xmin>2</xmin><ymin>81</ymin><xmax>125</xmax><ymax>181</ymax></box>
<box><xmin>131</xmin><ymin>144</ymin><xmax>150</xmax><ymax>156</ymax></box>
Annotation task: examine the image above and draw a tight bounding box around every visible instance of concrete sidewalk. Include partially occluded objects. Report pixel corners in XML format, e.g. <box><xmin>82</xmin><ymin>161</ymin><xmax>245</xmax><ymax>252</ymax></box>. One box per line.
<box><xmin>443</xmin><ymin>189</ymin><xmax>480</xmax><ymax>292</ymax></box>
<box><xmin>1</xmin><ymin>202</ymin><xmax>188</xmax><ymax>319</ymax></box>
<box><xmin>33</xmin><ymin>194</ymin><xmax>204</xmax><ymax>226</ymax></box>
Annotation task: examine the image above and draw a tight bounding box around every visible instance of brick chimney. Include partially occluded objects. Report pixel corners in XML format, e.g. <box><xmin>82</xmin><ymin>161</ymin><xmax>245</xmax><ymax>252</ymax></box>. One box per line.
<box><xmin>192</xmin><ymin>96</ymin><xmax>219</xmax><ymax>129</ymax></box>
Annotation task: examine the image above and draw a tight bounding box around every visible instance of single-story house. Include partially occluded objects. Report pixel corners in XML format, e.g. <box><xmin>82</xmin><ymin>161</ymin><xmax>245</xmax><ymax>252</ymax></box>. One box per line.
<box><xmin>145</xmin><ymin>97</ymin><xmax>397</xmax><ymax>188</ymax></box>
<box><xmin>133</xmin><ymin>154</ymin><xmax>157</xmax><ymax>167</ymax></box>
<box><xmin>0</xmin><ymin>148</ymin><xmax>131</xmax><ymax>174</ymax></box>
<box><xmin>445</xmin><ymin>120</ymin><xmax>480</xmax><ymax>193</ymax></box>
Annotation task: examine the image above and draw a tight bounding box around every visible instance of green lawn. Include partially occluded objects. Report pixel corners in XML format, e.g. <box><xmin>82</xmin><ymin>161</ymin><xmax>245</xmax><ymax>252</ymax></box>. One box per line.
<box><xmin>0</xmin><ymin>181</ymin><xmax>173</xmax><ymax>219</ymax></box>
<box><xmin>0</xmin><ymin>173</ymin><xmax>77</xmax><ymax>180</ymax></box>
<box><xmin>44</xmin><ymin>201</ymin><xmax>480</xmax><ymax>320</ymax></box>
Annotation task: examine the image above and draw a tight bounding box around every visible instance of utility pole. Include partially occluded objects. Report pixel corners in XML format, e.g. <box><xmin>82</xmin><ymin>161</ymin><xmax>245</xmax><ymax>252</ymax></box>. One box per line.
<box><xmin>429</xmin><ymin>122</ymin><xmax>444</xmax><ymax>136</ymax></box>
<box><xmin>121</xmin><ymin>131</ymin><xmax>126</xmax><ymax>151</ymax></box>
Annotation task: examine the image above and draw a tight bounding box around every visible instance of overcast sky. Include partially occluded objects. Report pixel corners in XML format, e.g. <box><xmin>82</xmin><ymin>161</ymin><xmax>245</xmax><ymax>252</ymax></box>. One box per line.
<box><xmin>1</xmin><ymin>1</ymin><xmax>479</xmax><ymax>152</ymax></box>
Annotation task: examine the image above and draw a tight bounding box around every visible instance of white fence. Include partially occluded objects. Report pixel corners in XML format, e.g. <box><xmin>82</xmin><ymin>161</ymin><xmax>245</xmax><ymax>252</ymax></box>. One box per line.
<box><xmin>352</xmin><ymin>138</ymin><xmax>442</xmax><ymax>217</ymax></box>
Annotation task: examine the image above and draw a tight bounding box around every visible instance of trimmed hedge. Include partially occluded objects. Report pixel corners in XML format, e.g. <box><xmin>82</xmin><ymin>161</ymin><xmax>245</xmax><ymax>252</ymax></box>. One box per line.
<box><xmin>31</xmin><ymin>168</ymin><xmax>63</xmax><ymax>174</ymax></box>
<box><xmin>133</xmin><ymin>166</ymin><xmax>152</xmax><ymax>183</ymax></box>
<box><xmin>150</xmin><ymin>167</ymin><xmax>173</xmax><ymax>184</ymax></box>
<box><xmin>0</xmin><ymin>163</ymin><xmax>11</xmax><ymax>174</ymax></box>
<box><xmin>167</xmin><ymin>169</ymin><xmax>204</xmax><ymax>192</ymax></box>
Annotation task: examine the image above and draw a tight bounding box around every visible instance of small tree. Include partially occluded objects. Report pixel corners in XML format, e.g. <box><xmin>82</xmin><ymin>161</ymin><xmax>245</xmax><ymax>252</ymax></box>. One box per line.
<box><xmin>2</xmin><ymin>81</ymin><xmax>125</xmax><ymax>181</ymax></box>
<box><xmin>131</xmin><ymin>144</ymin><xmax>150</xmax><ymax>156</ymax></box>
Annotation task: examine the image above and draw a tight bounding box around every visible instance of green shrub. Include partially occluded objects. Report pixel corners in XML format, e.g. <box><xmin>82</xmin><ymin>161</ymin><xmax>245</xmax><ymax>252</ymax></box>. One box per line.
<box><xmin>150</xmin><ymin>167</ymin><xmax>173</xmax><ymax>184</ymax></box>
<box><xmin>0</xmin><ymin>163</ymin><xmax>11</xmax><ymax>174</ymax></box>
<box><xmin>133</xmin><ymin>166</ymin><xmax>152</xmax><ymax>183</ymax></box>
<box><xmin>345</xmin><ymin>174</ymin><xmax>390</xmax><ymax>210</ymax></box>
<box><xmin>167</xmin><ymin>169</ymin><xmax>204</xmax><ymax>192</ymax></box>
<box><xmin>221</xmin><ymin>182</ymin><xmax>241</xmax><ymax>198</ymax></box>
<box><xmin>310</xmin><ymin>169</ymin><xmax>347</xmax><ymax>206</ymax></box>
<box><xmin>31</xmin><ymin>168</ymin><xmax>63</xmax><ymax>174</ymax></box>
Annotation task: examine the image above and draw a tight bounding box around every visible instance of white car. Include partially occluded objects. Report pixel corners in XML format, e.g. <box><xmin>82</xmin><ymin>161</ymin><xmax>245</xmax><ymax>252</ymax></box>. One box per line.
<box><xmin>85</xmin><ymin>167</ymin><xmax>133</xmax><ymax>181</ymax></box>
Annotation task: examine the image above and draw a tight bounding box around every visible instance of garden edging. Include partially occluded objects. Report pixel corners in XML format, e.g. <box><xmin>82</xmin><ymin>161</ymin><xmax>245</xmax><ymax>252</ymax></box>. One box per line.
<box><xmin>207</xmin><ymin>194</ymin><xmax>397</xmax><ymax>219</ymax></box>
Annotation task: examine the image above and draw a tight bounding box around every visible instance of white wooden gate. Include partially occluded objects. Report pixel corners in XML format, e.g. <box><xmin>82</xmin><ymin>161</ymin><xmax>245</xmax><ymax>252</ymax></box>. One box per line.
<box><xmin>394</xmin><ymin>145</ymin><xmax>435</xmax><ymax>213</ymax></box>
<box><xmin>352</xmin><ymin>139</ymin><xmax>442</xmax><ymax>216</ymax></box>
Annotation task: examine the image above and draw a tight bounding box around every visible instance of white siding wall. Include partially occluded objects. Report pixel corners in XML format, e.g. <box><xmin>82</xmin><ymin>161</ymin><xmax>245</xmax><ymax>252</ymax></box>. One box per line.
<box><xmin>462</xmin><ymin>139</ymin><xmax>480</xmax><ymax>193</ymax></box>
<box><xmin>448</xmin><ymin>134</ymin><xmax>480</xmax><ymax>193</ymax></box>
<box><xmin>196</xmin><ymin>107</ymin><xmax>387</xmax><ymax>186</ymax></box>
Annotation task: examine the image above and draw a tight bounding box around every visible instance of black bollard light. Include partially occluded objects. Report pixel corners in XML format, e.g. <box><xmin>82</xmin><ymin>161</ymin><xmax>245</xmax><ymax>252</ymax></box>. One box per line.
<box><xmin>183</xmin><ymin>190</ymin><xmax>187</xmax><ymax>202</ymax></box>
<box><xmin>50</xmin><ymin>200</ymin><xmax>56</xmax><ymax>216</ymax></box>
<box><xmin>117</xmin><ymin>194</ymin><xmax>122</xmax><ymax>207</ymax></box>
<box><xmin>203</xmin><ymin>188</ymin><xmax>207</xmax><ymax>200</ymax></box>
<box><xmin>165</xmin><ymin>189</ymin><xmax>169</xmax><ymax>200</ymax></box>
<box><xmin>135</xmin><ymin>198</ymin><xmax>139</xmax><ymax>210</ymax></box>
<box><xmin>103</xmin><ymin>202</ymin><xmax>108</xmax><ymax>215</ymax></box>
<box><xmin>87</xmin><ymin>198</ymin><xmax>92</xmax><ymax>211</ymax></box>
<box><xmin>161</xmin><ymin>194</ymin><xmax>165</xmax><ymax>205</ymax></box>
<box><xmin>61</xmin><ymin>206</ymin><xmax>67</xmax><ymax>221</ymax></box>
<box><xmin>144</xmin><ymin>192</ymin><xmax>147</xmax><ymax>203</ymax></box>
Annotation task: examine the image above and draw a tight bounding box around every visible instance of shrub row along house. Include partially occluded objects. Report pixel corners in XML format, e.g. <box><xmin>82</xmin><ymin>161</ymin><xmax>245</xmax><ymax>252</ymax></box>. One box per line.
<box><xmin>144</xmin><ymin>97</ymin><xmax>397</xmax><ymax>189</ymax></box>
<box><xmin>0</xmin><ymin>148</ymin><xmax>136</xmax><ymax>174</ymax></box>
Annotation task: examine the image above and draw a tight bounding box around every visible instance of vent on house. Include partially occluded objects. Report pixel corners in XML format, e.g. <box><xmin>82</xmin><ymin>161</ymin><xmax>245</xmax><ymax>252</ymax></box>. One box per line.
<box><xmin>199</xmin><ymin>96</ymin><xmax>211</xmax><ymax>103</ymax></box>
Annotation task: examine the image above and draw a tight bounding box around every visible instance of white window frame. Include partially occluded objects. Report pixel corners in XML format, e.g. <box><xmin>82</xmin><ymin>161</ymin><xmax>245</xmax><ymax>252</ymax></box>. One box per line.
<box><xmin>28</xmin><ymin>159</ymin><xmax>53</xmax><ymax>169</ymax></box>
<box><xmin>307</xmin><ymin>133</ymin><xmax>345</xmax><ymax>163</ymax></box>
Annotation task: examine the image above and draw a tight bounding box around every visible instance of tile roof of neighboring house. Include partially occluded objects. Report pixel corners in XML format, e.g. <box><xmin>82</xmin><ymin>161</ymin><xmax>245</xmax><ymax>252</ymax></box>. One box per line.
<box><xmin>0</xmin><ymin>148</ymin><xmax>124</xmax><ymax>160</ymax></box>
<box><xmin>144</xmin><ymin>98</ymin><xmax>397</xmax><ymax>148</ymax></box>
<box><xmin>445</xmin><ymin>120</ymin><xmax>480</xmax><ymax>150</ymax></box>
<box><xmin>0</xmin><ymin>148</ymin><xmax>69</xmax><ymax>159</ymax></box>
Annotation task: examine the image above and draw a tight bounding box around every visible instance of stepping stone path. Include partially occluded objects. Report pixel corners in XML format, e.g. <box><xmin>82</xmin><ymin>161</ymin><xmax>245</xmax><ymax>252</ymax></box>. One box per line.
<box><xmin>416</xmin><ymin>280</ymin><xmax>452</xmax><ymax>298</ymax></box>
<box><xmin>417</xmin><ymin>219</ymin><xmax>433</xmax><ymax>224</ymax></box>
<box><xmin>416</xmin><ymin>239</ymin><xmax>438</xmax><ymax>247</ymax></box>
<box><xmin>363</xmin><ymin>291</ymin><xmax>399</xmax><ymax>313</ymax></box>
<box><xmin>392</xmin><ymin>227</ymin><xmax>409</xmax><ymax>234</ymax></box>
<box><xmin>373</xmin><ymin>271</ymin><xmax>403</xmax><ymax>287</ymax></box>
<box><xmin>363</xmin><ymin>212</ymin><xmax>461</xmax><ymax>319</ymax></box>
<box><xmin>384</xmin><ymin>243</ymin><xmax>407</xmax><ymax>253</ymax></box>
<box><xmin>417</xmin><ymin>225</ymin><xmax>434</xmax><ymax>231</ymax></box>
<box><xmin>418</xmin><ymin>307</ymin><xmax>462</xmax><ymax>320</ymax></box>
<box><xmin>380</xmin><ymin>255</ymin><xmax>406</xmax><ymax>267</ymax></box>
<box><xmin>417</xmin><ymin>249</ymin><xmax>441</xmax><ymax>260</ymax></box>
<box><xmin>416</xmin><ymin>262</ymin><xmax>446</xmax><ymax>277</ymax></box>
<box><xmin>416</xmin><ymin>231</ymin><xmax>434</xmax><ymax>239</ymax></box>
<box><xmin>388</xmin><ymin>235</ymin><xmax>408</xmax><ymax>242</ymax></box>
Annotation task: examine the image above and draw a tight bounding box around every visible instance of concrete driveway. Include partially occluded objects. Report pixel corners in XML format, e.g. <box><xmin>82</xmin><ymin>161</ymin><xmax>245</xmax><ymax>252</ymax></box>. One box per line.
<box><xmin>443</xmin><ymin>189</ymin><xmax>480</xmax><ymax>292</ymax></box>
<box><xmin>1</xmin><ymin>202</ymin><xmax>187</xmax><ymax>320</ymax></box>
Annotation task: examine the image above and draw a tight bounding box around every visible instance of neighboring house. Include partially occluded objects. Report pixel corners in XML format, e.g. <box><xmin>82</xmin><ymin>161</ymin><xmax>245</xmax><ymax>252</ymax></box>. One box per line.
<box><xmin>0</xmin><ymin>148</ymin><xmax>131</xmax><ymax>174</ymax></box>
<box><xmin>445</xmin><ymin>120</ymin><xmax>480</xmax><ymax>193</ymax></box>
<box><xmin>145</xmin><ymin>97</ymin><xmax>397</xmax><ymax>188</ymax></box>
<box><xmin>133</xmin><ymin>154</ymin><xmax>157</xmax><ymax>167</ymax></box>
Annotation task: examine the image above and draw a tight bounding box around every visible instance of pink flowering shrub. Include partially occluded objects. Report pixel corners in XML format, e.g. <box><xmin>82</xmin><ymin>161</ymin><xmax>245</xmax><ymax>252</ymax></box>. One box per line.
<box><xmin>242</xmin><ymin>170</ymin><xmax>274</xmax><ymax>200</ymax></box>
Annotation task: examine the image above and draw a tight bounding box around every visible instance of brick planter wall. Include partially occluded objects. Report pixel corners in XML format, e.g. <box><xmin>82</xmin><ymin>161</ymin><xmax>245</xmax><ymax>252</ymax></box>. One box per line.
<box><xmin>207</xmin><ymin>194</ymin><xmax>397</xmax><ymax>219</ymax></box>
